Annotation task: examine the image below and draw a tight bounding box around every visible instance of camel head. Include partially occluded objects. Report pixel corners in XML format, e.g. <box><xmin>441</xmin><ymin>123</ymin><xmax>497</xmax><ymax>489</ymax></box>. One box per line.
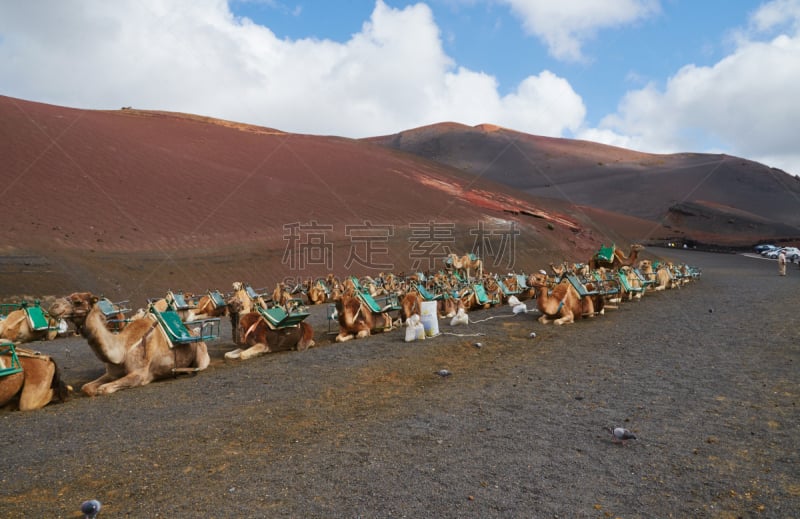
<box><xmin>232</xmin><ymin>281</ymin><xmax>244</xmax><ymax>292</ymax></box>
<box><xmin>50</xmin><ymin>292</ymin><xmax>96</xmax><ymax>326</ymax></box>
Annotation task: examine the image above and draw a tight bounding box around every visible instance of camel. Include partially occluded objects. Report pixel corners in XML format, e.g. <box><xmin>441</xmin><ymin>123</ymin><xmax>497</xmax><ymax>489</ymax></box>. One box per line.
<box><xmin>399</xmin><ymin>291</ymin><xmax>423</xmax><ymax>324</ymax></box>
<box><xmin>272</xmin><ymin>282</ymin><xmax>293</xmax><ymax>308</ymax></box>
<box><xmin>0</xmin><ymin>304</ymin><xmax>61</xmax><ymax>343</ymax></box>
<box><xmin>304</xmin><ymin>278</ymin><xmax>329</xmax><ymax>305</ymax></box>
<box><xmin>445</xmin><ymin>253</ymin><xmax>484</xmax><ymax>281</ymax></box>
<box><xmin>49</xmin><ymin>293</ymin><xmax>210</xmax><ymax>396</ymax></box>
<box><xmin>528</xmin><ymin>272</ymin><xmax>587</xmax><ymax>325</ymax></box>
<box><xmin>334</xmin><ymin>282</ymin><xmax>395</xmax><ymax>342</ymax></box>
<box><xmin>185</xmin><ymin>291</ymin><xmax>228</xmax><ymax>321</ymax></box>
<box><xmin>0</xmin><ymin>345</ymin><xmax>71</xmax><ymax>410</ymax></box>
<box><xmin>618</xmin><ymin>266</ymin><xmax>644</xmax><ymax>301</ymax></box>
<box><xmin>225</xmin><ymin>286</ymin><xmax>314</xmax><ymax>359</ymax></box>
<box><xmin>225</xmin><ymin>298</ymin><xmax>314</xmax><ymax>360</ymax></box>
<box><xmin>589</xmin><ymin>244</ymin><xmax>644</xmax><ymax>270</ymax></box>
<box><xmin>654</xmin><ymin>263</ymin><xmax>678</xmax><ymax>291</ymax></box>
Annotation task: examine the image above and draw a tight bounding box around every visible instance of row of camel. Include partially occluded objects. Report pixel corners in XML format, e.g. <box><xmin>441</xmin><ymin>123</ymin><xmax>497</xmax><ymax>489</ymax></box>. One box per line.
<box><xmin>1</xmin><ymin>245</ymin><xmax>698</xmax><ymax>411</ymax></box>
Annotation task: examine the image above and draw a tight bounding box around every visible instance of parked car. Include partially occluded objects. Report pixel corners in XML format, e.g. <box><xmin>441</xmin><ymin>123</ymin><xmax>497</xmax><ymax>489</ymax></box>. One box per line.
<box><xmin>781</xmin><ymin>247</ymin><xmax>800</xmax><ymax>262</ymax></box>
<box><xmin>754</xmin><ymin>244</ymin><xmax>776</xmax><ymax>253</ymax></box>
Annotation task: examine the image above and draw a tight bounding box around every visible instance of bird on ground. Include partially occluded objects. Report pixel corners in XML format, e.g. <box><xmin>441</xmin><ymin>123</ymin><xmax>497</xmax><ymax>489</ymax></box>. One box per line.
<box><xmin>607</xmin><ymin>427</ymin><xmax>637</xmax><ymax>445</ymax></box>
<box><xmin>80</xmin><ymin>499</ymin><xmax>102</xmax><ymax>519</ymax></box>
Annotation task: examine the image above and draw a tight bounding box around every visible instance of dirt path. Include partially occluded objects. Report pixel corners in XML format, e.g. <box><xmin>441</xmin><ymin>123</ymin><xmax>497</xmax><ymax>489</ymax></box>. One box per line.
<box><xmin>1</xmin><ymin>249</ymin><xmax>798</xmax><ymax>518</ymax></box>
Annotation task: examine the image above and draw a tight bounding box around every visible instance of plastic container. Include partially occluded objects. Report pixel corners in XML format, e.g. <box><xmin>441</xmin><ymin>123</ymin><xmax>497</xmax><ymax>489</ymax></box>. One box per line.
<box><xmin>420</xmin><ymin>301</ymin><xmax>440</xmax><ymax>337</ymax></box>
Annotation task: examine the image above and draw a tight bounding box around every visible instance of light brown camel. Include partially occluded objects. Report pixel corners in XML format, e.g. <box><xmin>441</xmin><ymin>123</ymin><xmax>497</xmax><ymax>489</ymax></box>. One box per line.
<box><xmin>0</xmin><ymin>345</ymin><xmax>71</xmax><ymax>411</ymax></box>
<box><xmin>334</xmin><ymin>281</ymin><xmax>395</xmax><ymax>342</ymax></box>
<box><xmin>445</xmin><ymin>253</ymin><xmax>484</xmax><ymax>281</ymax></box>
<box><xmin>185</xmin><ymin>291</ymin><xmax>229</xmax><ymax>321</ymax></box>
<box><xmin>304</xmin><ymin>278</ymin><xmax>328</xmax><ymax>305</ymax></box>
<box><xmin>50</xmin><ymin>293</ymin><xmax>210</xmax><ymax>396</ymax></box>
<box><xmin>589</xmin><ymin>244</ymin><xmax>645</xmax><ymax>270</ymax></box>
<box><xmin>618</xmin><ymin>266</ymin><xmax>644</xmax><ymax>301</ymax></box>
<box><xmin>272</xmin><ymin>282</ymin><xmax>292</xmax><ymax>308</ymax></box>
<box><xmin>528</xmin><ymin>272</ymin><xmax>587</xmax><ymax>325</ymax></box>
<box><xmin>399</xmin><ymin>291</ymin><xmax>423</xmax><ymax>324</ymax></box>
<box><xmin>0</xmin><ymin>306</ymin><xmax>60</xmax><ymax>343</ymax></box>
<box><xmin>225</xmin><ymin>298</ymin><xmax>315</xmax><ymax>360</ymax></box>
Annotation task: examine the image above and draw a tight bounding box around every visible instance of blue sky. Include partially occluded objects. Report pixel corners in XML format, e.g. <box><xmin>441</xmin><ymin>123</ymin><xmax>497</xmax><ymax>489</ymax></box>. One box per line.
<box><xmin>1</xmin><ymin>1</ymin><xmax>799</xmax><ymax>175</ymax></box>
<box><xmin>232</xmin><ymin>0</ymin><xmax>749</xmax><ymax>126</ymax></box>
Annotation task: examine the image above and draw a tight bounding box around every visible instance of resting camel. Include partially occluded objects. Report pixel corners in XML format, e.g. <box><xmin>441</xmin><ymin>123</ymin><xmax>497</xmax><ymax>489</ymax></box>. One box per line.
<box><xmin>225</xmin><ymin>298</ymin><xmax>314</xmax><ymax>360</ymax></box>
<box><xmin>305</xmin><ymin>278</ymin><xmax>329</xmax><ymax>305</ymax></box>
<box><xmin>445</xmin><ymin>253</ymin><xmax>484</xmax><ymax>281</ymax></box>
<box><xmin>399</xmin><ymin>291</ymin><xmax>423</xmax><ymax>324</ymax></box>
<box><xmin>272</xmin><ymin>282</ymin><xmax>293</xmax><ymax>308</ymax></box>
<box><xmin>619</xmin><ymin>266</ymin><xmax>644</xmax><ymax>301</ymax></box>
<box><xmin>0</xmin><ymin>306</ymin><xmax>60</xmax><ymax>343</ymax></box>
<box><xmin>334</xmin><ymin>282</ymin><xmax>395</xmax><ymax>342</ymax></box>
<box><xmin>50</xmin><ymin>292</ymin><xmax>210</xmax><ymax>396</ymax></box>
<box><xmin>589</xmin><ymin>244</ymin><xmax>644</xmax><ymax>270</ymax></box>
<box><xmin>0</xmin><ymin>346</ymin><xmax>71</xmax><ymax>410</ymax></box>
<box><xmin>528</xmin><ymin>272</ymin><xmax>586</xmax><ymax>325</ymax></box>
<box><xmin>185</xmin><ymin>292</ymin><xmax>228</xmax><ymax>321</ymax></box>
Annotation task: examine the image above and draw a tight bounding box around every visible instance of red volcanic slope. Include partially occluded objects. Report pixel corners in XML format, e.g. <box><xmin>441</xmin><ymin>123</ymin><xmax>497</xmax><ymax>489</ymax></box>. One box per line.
<box><xmin>368</xmin><ymin>122</ymin><xmax>800</xmax><ymax>243</ymax></box>
<box><xmin>0</xmin><ymin>96</ymin><xmax>618</xmax><ymax>299</ymax></box>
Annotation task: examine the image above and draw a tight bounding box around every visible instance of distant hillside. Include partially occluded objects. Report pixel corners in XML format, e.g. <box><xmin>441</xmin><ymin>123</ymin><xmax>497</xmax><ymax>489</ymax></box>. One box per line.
<box><xmin>367</xmin><ymin>123</ymin><xmax>800</xmax><ymax>245</ymax></box>
<box><xmin>0</xmin><ymin>96</ymin><xmax>631</xmax><ymax>300</ymax></box>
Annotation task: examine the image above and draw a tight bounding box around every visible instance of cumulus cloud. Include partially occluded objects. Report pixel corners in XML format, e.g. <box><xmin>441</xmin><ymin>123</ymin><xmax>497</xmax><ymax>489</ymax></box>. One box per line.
<box><xmin>498</xmin><ymin>0</ymin><xmax>660</xmax><ymax>61</ymax></box>
<box><xmin>0</xmin><ymin>0</ymin><xmax>584</xmax><ymax>138</ymax></box>
<box><xmin>580</xmin><ymin>0</ymin><xmax>800</xmax><ymax>175</ymax></box>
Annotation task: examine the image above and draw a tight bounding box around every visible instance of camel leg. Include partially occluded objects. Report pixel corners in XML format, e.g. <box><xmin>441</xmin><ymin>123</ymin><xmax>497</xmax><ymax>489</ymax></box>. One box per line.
<box><xmin>355</xmin><ymin>329</ymin><xmax>370</xmax><ymax>339</ymax></box>
<box><xmin>538</xmin><ymin>315</ymin><xmax>553</xmax><ymax>324</ymax></box>
<box><xmin>193</xmin><ymin>343</ymin><xmax>211</xmax><ymax>370</ymax></box>
<box><xmin>238</xmin><ymin>343</ymin><xmax>270</xmax><ymax>360</ymax></box>
<box><xmin>18</xmin><ymin>361</ymin><xmax>56</xmax><ymax>411</ymax></box>
<box><xmin>336</xmin><ymin>333</ymin><xmax>355</xmax><ymax>342</ymax></box>
<box><xmin>224</xmin><ymin>348</ymin><xmax>244</xmax><ymax>360</ymax></box>
<box><xmin>554</xmin><ymin>313</ymin><xmax>574</xmax><ymax>325</ymax></box>
<box><xmin>96</xmin><ymin>370</ymin><xmax>153</xmax><ymax>395</ymax></box>
<box><xmin>82</xmin><ymin>373</ymin><xmax>119</xmax><ymax>397</ymax></box>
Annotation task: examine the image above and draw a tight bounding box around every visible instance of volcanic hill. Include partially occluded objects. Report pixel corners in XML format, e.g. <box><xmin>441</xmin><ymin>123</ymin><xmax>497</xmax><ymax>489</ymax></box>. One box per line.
<box><xmin>367</xmin><ymin>122</ymin><xmax>800</xmax><ymax>246</ymax></box>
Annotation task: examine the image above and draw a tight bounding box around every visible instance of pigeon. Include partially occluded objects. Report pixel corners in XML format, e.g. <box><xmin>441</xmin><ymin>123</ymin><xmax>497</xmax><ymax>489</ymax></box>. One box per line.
<box><xmin>435</xmin><ymin>369</ymin><xmax>452</xmax><ymax>377</ymax></box>
<box><xmin>607</xmin><ymin>427</ymin><xmax>637</xmax><ymax>445</ymax></box>
<box><xmin>80</xmin><ymin>499</ymin><xmax>102</xmax><ymax>519</ymax></box>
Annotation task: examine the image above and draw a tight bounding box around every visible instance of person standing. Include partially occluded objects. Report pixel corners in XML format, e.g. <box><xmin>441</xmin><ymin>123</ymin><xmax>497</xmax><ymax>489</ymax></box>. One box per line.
<box><xmin>778</xmin><ymin>250</ymin><xmax>787</xmax><ymax>276</ymax></box>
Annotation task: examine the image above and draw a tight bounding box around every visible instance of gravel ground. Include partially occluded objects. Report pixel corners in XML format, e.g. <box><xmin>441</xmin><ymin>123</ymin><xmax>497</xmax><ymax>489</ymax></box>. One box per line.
<box><xmin>1</xmin><ymin>249</ymin><xmax>798</xmax><ymax>518</ymax></box>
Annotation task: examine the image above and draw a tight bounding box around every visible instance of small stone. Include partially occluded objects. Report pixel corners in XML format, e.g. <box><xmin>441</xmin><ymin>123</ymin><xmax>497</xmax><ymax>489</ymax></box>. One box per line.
<box><xmin>474</xmin><ymin>342</ymin><xmax>483</xmax><ymax>348</ymax></box>
<box><xmin>529</xmin><ymin>332</ymin><xmax>537</xmax><ymax>339</ymax></box>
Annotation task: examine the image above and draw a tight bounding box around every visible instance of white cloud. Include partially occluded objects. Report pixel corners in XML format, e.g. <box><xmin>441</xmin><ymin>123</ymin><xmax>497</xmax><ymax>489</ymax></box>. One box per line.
<box><xmin>580</xmin><ymin>0</ymin><xmax>800</xmax><ymax>175</ymax></box>
<box><xmin>498</xmin><ymin>0</ymin><xmax>660</xmax><ymax>61</ymax></box>
<box><xmin>0</xmin><ymin>0</ymin><xmax>584</xmax><ymax>139</ymax></box>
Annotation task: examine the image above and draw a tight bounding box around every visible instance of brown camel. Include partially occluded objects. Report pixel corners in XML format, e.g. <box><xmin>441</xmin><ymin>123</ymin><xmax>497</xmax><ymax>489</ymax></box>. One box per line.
<box><xmin>272</xmin><ymin>282</ymin><xmax>292</xmax><ymax>308</ymax></box>
<box><xmin>334</xmin><ymin>282</ymin><xmax>395</xmax><ymax>342</ymax></box>
<box><xmin>589</xmin><ymin>244</ymin><xmax>644</xmax><ymax>270</ymax></box>
<box><xmin>528</xmin><ymin>272</ymin><xmax>586</xmax><ymax>325</ymax></box>
<box><xmin>0</xmin><ymin>305</ymin><xmax>60</xmax><ymax>343</ymax></box>
<box><xmin>225</xmin><ymin>298</ymin><xmax>314</xmax><ymax>360</ymax></box>
<box><xmin>305</xmin><ymin>278</ymin><xmax>329</xmax><ymax>305</ymax></box>
<box><xmin>50</xmin><ymin>293</ymin><xmax>210</xmax><ymax>396</ymax></box>
<box><xmin>185</xmin><ymin>291</ymin><xmax>229</xmax><ymax>321</ymax></box>
<box><xmin>445</xmin><ymin>253</ymin><xmax>484</xmax><ymax>281</ymax></box>
<box><xmin>0</xmin><ymin>345</ymin><xmax>71</xmax><ymax>411</ymax></box>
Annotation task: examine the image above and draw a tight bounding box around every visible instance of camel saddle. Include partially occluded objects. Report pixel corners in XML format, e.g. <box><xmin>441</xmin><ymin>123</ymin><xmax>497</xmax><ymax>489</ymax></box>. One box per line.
<box><xmin>0</xmin><ymin>340</ymin><xmax>23</xmax><ymax>378</ymax></box>
<box><xmin>255</xmin><ymin>302</ymin><xmax>309</xmax><ymax>329</ymax></box>
<box><xmin>593</xmin><ymin>244</ymin><xmax>616</xmax><ymax>263</ymax></box>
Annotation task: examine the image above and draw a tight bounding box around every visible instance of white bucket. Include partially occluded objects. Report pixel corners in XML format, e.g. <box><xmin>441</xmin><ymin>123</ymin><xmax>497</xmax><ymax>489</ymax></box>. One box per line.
<box><xmin>419</xmin><ymin>301</ymin><xmax>440</xmax><ymax>337</ymax></box>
